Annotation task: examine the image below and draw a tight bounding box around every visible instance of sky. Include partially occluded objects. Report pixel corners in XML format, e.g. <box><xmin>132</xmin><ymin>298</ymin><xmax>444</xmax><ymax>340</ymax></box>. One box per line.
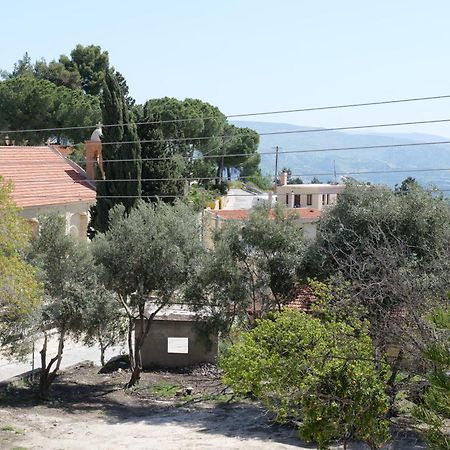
<box><xmin>2</xmin><ymin>0</ymin><xmax>450</xmax><ymax>137</ymax></box>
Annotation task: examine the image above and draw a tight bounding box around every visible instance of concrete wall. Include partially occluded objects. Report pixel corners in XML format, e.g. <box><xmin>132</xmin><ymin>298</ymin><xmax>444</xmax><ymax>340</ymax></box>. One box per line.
<box><xmin>138</xmin><ymin>319</ymin><xmax>218</xmax><ymax>369</ymax></box>
<box><xmin>19</xmin><ymin>201</ymin><xmax>93</xmax><ymax>240</ymax></box>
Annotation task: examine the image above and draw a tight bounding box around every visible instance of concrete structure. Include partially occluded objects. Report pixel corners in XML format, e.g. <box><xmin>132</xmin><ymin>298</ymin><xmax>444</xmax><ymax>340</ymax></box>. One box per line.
<box><xmin>85</xmin><ymin>140</ymin><xmax>105</xmax><ymax>181</ymax></box>
<box><xmin>138</xmin><ymin>305</ymin><xmax>218</xmax><ymax>369</ymax></box>
<box><xmin>0</xmin><ymin>146</ymin><xmax>96</xmax><ymax>239</ymax></box>
<box><xmin>202</xmin><ymin>207</ymin><xmax>321</xmax><ymax>245</ymax></box>
<box><xmin>277</xmin><ymin>171</ymin><xmax>345</xmax><ymax>211</ymax></box>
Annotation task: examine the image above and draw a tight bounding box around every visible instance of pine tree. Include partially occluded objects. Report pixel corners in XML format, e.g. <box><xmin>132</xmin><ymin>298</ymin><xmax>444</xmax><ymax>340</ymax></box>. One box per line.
<box><xmin>94</xmin><ymin>70</ymin><xmax>141</xmax><ymax>232</ymax></box>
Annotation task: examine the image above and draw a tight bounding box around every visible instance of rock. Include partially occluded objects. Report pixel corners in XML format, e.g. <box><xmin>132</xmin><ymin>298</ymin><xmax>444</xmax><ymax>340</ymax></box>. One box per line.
<box><xmin>185</xmin><ymin>386</ymin><xmax>194</xmax><ymax>395</ymax></box>
<box><xmin>98</xmin><ymin>355</ymin><xmax>130</xmax><ymax>374</ymax></box>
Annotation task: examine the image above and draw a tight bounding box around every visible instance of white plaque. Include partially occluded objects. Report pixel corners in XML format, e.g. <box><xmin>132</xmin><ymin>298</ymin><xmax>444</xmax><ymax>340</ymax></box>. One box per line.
<box><xmin>167</xmin><ymin>337</ymin><xmax>189</xmax><ymax>354</ymax></box>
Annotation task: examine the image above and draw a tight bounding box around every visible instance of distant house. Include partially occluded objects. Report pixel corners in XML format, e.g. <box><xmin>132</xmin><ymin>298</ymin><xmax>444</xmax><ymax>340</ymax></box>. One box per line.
<box><xmin>202</xmin><ymin>207</ymin><xmax>321</xmax><ymax>246</ymax></box>
<box><xmin>277</xmin><ymin>171</ymin><xmax>345</xmax><ymax>211</ymax></box>
<box><xmin>0</xmin><ymin>145</ymin><xmax>96</xmax><ymax>239</ymax></box>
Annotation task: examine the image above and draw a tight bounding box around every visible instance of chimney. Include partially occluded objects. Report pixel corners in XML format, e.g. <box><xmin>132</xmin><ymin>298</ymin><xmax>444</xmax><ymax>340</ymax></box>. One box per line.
<box><xmin>280</xmin><ymin>171</ymin><xmax>288</xmax><ymax>186</ymax></box>
<box><xmin>84</xmin><ymin>140</ymin><xmax>105</xmax><ymax>181</ymax></box>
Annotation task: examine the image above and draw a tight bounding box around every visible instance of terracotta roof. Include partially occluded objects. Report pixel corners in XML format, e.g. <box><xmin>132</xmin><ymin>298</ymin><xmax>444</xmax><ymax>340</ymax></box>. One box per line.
<box><xmin>213</xmin><ymin>208</ymin><xmax>321</xmax><ymax>221</ymax></box>
<box><xmin>283</xmin><ymin>285</ymin><xmax>317</xmax><ymax>312</ymax></box>
<box><xmin>0</xmin><ymin>146</ymin><xmax>96</xmax><ymax>208</ymax></box>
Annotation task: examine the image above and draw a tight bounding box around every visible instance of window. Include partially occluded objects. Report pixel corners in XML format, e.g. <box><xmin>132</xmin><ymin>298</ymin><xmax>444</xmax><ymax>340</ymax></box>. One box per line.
<box><xmin>167</xmin><ymin>337</ymin><xmax>189</xmax><ymax>354</ymax></box>
<box><xmin>322</xmin><ymin>194</ymin><xmax>326</xmax><ymax>206</ymax></box>
<box><xmin>294</xmin><ymin>194</ymin><xmax>301</xmax><ymax>208</ymax></box>
<box><xmin>286</xmin><ymin>193</ymin><xmax>289</xmax><ymax>205</ymax></box>
<box><xmin>326</xmin><ymin>194</ymin><xmax>330</xmax><ymax>205</ymax></box>
<box><xmin>306</xmin><ymin>194</ymin><xmax>312</xmax><ymax>206</ymax></box>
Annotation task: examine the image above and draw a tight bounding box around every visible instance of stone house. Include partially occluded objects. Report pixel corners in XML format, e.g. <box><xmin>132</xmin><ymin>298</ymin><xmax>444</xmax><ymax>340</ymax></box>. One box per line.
<box><xmin>0</xmin><ymin>145</ymin><xmax>96</xmax><ymax>239</ymax></box>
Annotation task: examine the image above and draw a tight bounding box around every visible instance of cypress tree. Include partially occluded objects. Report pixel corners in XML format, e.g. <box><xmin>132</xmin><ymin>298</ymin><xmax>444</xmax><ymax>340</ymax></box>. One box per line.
<box><xmin>94</xmin><ymin>70</ymin><xmax>141</xmax><ymax>232</ymax></box>
<box><xmin>139</xmin><ymin>106</ymin><xmax>186</xmax><ymax>202</ymax></box>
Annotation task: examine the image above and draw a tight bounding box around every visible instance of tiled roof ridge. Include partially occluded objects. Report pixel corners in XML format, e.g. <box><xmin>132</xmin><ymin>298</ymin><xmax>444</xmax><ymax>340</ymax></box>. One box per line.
<box><xmin>0</xmin><ymin>145</ymin><xmax>96</xmax><ymax>208</ymax></box>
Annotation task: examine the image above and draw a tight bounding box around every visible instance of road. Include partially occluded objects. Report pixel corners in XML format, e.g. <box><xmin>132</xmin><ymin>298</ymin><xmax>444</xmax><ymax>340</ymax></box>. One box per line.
<box><xmin>0</xmin><ymin>335</ymin><xmax>124</xmax><ymax>382</ymax></box>
<box><xmin>223</xmin><ymin>188</ymin><xmax>255</xmax><ymax>209</ymax></box>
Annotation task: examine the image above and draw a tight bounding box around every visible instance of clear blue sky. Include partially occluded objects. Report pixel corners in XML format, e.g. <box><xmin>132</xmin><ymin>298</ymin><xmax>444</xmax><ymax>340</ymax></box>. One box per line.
<box><xmin>2</xmin><ymin>0</ymin><xmax>450</xmax><ymax>136</ymax></box>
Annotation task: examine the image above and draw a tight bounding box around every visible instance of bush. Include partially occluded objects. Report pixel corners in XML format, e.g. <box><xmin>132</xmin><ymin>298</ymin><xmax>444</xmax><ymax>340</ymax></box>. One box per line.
<box><xmin>221</xmin><ymin>310</ymin><xmax>390</xmax><ymax>450</ymax></box>
<box><xmin>413</xmin><ymin>307</ymin><xmax>450</xmax><ymax>450</ymax></box>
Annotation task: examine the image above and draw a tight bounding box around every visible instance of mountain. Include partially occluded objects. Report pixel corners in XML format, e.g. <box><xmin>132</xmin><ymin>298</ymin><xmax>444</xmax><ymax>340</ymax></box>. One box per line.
<box><xmin>232</xmin><ymin>120</ymin><xmax>450</xmax><ymax>191</ymax></box>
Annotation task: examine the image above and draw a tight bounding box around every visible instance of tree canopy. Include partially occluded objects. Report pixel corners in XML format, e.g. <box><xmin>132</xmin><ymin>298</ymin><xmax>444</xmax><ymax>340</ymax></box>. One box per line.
<box><xmin>186</xmin><ymin>204</ymin><xmax>307</xmax><ymax>330</ymax></box>
<box><xmin>3</xmin><ymin>45</ymin><xmax>110</xmax><ymax>95</ymax></box>
<box><xmin>310</xmin><ymin>182</ymin><xmax>450</xmax><ymax>368</ymax></box>
<box><xmin>92</xmin><ymin>200</ymin><xmax>204</xmax><ymax>386</ymax></box>
<box><xmin>94</xmin><ymin>69</ymin><xmax>142</xmax><ymax>232</ymax></box>
<box><xmin>0</xmin><ymin>179</ymin><xmax>41</xmax><ymax>352</ymax></box>
<box><xmin>0</xmin><ymin>76</ymin><xmax>101</xmax><ymax>144</ymax></box>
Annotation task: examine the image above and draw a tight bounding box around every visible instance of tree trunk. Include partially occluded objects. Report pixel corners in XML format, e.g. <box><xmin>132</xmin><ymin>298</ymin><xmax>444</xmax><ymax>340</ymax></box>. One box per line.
<box><xmin>99</xmin><ymin>334</ymin><xmax>106</xmax><ymax>367</ymax></box>
<box><xmin>127</xmin><ymin>311</ymin><xmax>145</xmax><ymax>388</ymax></box>
<box><xmin>226</xmin><ymin>167</ymin><xmax>231</xmax><ymax>180</ymax></box>
<box><xmin>128</xmin><ymin>317</ymin><xmax>135</xmax><ymax>371</ymax></box>
<box><xmin>39</xmin><ymin>329</ymin><xmax>66</xmax><ymax>398</ymax></box>
<box><xmin>126</xmin><ymin>304</ymin><xmax>161</xmax><ymax>388</ymax></box>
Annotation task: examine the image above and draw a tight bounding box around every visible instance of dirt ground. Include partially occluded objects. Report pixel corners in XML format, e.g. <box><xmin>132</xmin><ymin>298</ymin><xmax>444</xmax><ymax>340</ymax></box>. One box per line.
<box><xmin>0</xmin><ymin>362</ymin><xmax>426</xmax><ymax>450</ymax></box>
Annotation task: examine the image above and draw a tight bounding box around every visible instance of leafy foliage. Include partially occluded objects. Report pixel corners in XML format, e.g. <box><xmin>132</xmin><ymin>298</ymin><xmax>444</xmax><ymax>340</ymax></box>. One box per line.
<box><xmin>311</xmin><ymin>182</ymin><xmax>450</xmax><ymax>360</ymax></box>
<box><xmin>413</xmin><ymin>307</ymin><xmax>450</xmax><ymax>450</ymax></box>
<box><xmin>0</xmin><ymin>179</ymin><xmax>41</xmax><ymax>352</ymax></box>
<box><xmin>221</xmin><ymin>309</ymin><xmax>390</xmax><ymax>450</ymax></box>
<box><xmin>82</xmin><ymin>287</ymin><xmax>127</xmax><ymax>366</ymax></box>
<box><xmin>0</xmin><ymin>76</ymin><xmax>101</xmax><ymax>144</ymax></box>
<box><xmin>94</xmin><ymin>69</ymin><xmax>142</xmax><ymax>232</ymax></box>
<box><xmin>29</xmin><ymin>215</ymin><xmax>98</xmax><ymax>396</ymax></box>
<box><xmin>92</xmin><ymin>200</ymin><xmax>204</xmax><ymax>386</ymax></box>
<box><xmin>186</xmin><ymin>204</ymin><xmax>306</xmax><ymax>331</ymax></box>
<box><xmin>4</xmin><ymin>45</ymin><xmax>109</xmax><ymax>95</ymax></box>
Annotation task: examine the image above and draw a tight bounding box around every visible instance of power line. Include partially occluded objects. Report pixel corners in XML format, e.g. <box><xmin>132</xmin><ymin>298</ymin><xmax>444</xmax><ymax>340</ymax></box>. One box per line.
<box><xmin>12</xmin><ymin>188</ymin><xmax>450</xmax><ymax>201</ymax></box>
<box><xmin>291</xmin><ymin>167</ymin><xmax>450</xmax><ymax>178</ymax></box>
<box><xmin>96</xmin><ymin>118</ymin><xmax>450</xmax><ymax>146</ymax></box>
<box><xmin>2</xmin><ymin>139</ymin><xmax>450</xmax><ymax>165</ymax></box>
<box><xmin>1</xmin><ymin>94</ymin><xmax>450</xmax><ymax>135</ymax></box>
<box><xmin>8</xmin><ymin>167</ymin><xmax>450</xmax><ymax>185</ymax></box>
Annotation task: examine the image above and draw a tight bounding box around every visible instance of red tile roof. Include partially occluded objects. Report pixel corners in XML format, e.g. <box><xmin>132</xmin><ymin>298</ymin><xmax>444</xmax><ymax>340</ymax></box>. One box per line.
<box><xmin>283</xmin><ymin>285</ymin><xmax>317</xmax><ymax>312</ymax></box>
<box><xmin>213</xmin><ymin>208</ymin><xmax>321</xmax><ymax>221</ymax></box>
<box><xmin>0</xmin><ymin>146</ymin><xmax>96</xmax><ymax>208</ymax></box>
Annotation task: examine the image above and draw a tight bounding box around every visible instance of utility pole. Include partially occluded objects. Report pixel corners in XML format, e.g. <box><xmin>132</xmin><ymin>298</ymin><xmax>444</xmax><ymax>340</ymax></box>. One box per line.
<box><xmin>274</xmin><ymin>145</ymin><xmax>279</xmax><ymax>186</ymax></box>
<box><xmin>333</xmin><ymin>160</ymin><xmax>337</xmax><ymax>183</ymax></box>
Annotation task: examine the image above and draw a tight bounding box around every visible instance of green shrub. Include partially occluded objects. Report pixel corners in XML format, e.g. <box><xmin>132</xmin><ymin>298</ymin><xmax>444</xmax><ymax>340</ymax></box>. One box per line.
<box><xmin>221</xmin><ymin>309</ymin><xmax>390</xmax><ymax>450</ymax></box>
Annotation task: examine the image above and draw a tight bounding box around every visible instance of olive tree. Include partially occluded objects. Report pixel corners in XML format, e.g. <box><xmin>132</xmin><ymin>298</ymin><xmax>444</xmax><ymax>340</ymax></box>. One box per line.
<box><xmin>29</xmin><ymin>215</ymin><xmax>97</xmax><ymax>397</ymax></box>
<box><xmin>312</xmin><ymin>182</ymin><xmax>450</xmax><ymax>360</ymax></box>
<box><xmin>185</xmin><ymin>204</ymin><xmax>307</xmax><ymax>331</ymax></box>
<box><xmin>92</xmin><ymin>200</ymin><xmax>204</xmax><ymax>387</ymax></box>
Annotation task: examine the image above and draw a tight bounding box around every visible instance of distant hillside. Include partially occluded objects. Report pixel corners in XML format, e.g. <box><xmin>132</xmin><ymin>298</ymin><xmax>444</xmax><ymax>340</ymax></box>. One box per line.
<box><xmin>232</xmin><ymin>121</ymin><xmax>450</xmax><ymax>191</ymax></box>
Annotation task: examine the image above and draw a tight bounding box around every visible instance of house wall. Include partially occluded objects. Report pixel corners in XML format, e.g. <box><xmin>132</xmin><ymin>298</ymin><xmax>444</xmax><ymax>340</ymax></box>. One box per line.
<box><xmin>19</xmin><ymin>201</ymin><xmax>93</xmax><ymax>240</ymax></box>
<box><xmin>277</xmin><ymin>184</ymin><xmax>344</xmax><ymax>211</ymax></box>
<box><xmin>138</xmin><ymin>319</ymin><xmax>218</xmax><ymax>369</ymax></box>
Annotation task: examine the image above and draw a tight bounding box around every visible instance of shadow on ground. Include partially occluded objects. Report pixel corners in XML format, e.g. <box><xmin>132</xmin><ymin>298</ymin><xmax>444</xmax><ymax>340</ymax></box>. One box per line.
<box><xmin>0</xmin><ymin>367</ymin><xmax>427</xmax><ymax>450</ymax></box>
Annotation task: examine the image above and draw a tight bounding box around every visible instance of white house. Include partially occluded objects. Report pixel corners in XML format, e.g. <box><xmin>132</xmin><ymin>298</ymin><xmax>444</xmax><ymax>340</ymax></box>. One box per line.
<box><xmin>276</xmin><ymin>171</ymin><xmax>345</xmax><ymax>211</ymax></box>
<box><xmin>0</xmin><ymin>146</ymin><xmax>96</xmax><ymax>239</ymax></box>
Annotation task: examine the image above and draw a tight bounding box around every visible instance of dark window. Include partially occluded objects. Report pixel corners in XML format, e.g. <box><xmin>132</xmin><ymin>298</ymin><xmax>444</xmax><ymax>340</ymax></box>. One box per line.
<box><xmin>286</xmin><ymin>193</ymin><xmax>289</xmax><ymax>205</ymax></box>
<box><xmin>326</xmin><ymin>194</ymin><xmax>330</xmax><ymax>204</ymax></box>
<box><xmin>294</xmin><ymin>194</ymin><xmax>301</xmax><ymax>208</ymax></box>
<box><xmin>322</xmin><ymin>194</ymin><xmax>326</xmax><ymax>205</ymax></box>
<box><xmin>307</xmin><ymin>194</ymin><xmax>312</xmax><ymax>206</ymax></box>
